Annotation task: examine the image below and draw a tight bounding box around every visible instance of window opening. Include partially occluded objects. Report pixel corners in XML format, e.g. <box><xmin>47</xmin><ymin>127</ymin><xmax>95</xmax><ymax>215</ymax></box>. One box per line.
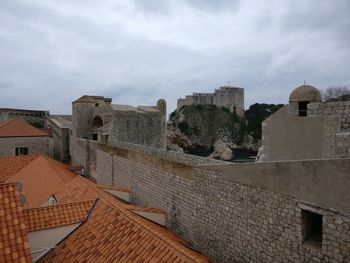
<box><xmin>15</xmin><ymin>147</ymin><xmax>28</xmax><ymax>156</ymax></box>
<box><xmin>301</xmin><ymin>209</ymin><xmax>322</xmax><ymax>247</ymax></box>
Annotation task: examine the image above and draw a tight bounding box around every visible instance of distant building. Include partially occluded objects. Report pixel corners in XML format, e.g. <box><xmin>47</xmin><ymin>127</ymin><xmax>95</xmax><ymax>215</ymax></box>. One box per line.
<box><xmin>259</xmin><ymin>84</ymin><xmax>350</xmax><ymax>162</ymax></box>
<box><xmin>177</xmin><ymin>86</ymin><xmax>244</xmax><ymax>116</ymax></box>
<box><xmin>70</xmin><ymin>95</ymin><xmax>167</xmax><ymax>179</ymax></box>
<box><xmin>0</xmin><ymin>108</ymin><xmax>49</xmax><ymax>128</ymax></box>
<box><xmin>46</xmin><ymin>115</ymin><xmax>72</xmax><ymax>163</ymax></box>
<box><xmin>0</xmin><ymin>118</ymin><xmax>52</xmax><ymax>157</ymax></box>
<box><xmin>72</xmin><ymin>95</ymin><xmax>167</xmax><ymax>149</ymax></box>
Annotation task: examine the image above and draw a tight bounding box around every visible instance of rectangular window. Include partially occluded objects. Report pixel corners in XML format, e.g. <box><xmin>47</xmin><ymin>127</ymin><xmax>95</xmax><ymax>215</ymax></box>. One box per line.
<box><xmin>301</xmin><ymin>209</ymin><xmax>323</xmax><ymax>247</ymax></box>
<box><xmin>298</xmin><ymin>101</ymin><xmax>309</xmax><ymax>117</ymax></box>
<box><xmin>15</xmin><ymin>147</ymin><xmax>28</xmax><ymax>156</ymax></box>
<box><xmin>92</xmin><ymin>133</ymin><xmax>98</xmax><ymax>141</ymax></box>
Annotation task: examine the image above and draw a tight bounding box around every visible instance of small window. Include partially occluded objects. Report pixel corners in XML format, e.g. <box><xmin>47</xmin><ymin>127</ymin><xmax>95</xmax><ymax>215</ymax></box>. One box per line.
<box><xmin>92</xmin><ymin>133</ymin><xmax>98</xmax><ymax>141</ymax></box>
<box><xmin>298</xmin><ymin>101</ymin><xmax>309</xmax><ymax>117</ymax></box>
<box><xmin>95</xmin><ymin>103</ymin><xmax>99</xmax><ymax>107</ymax></box>
<box><xmin>15</xmin><ymin>147</ymin><xmax>28</xmax><ymax>156</ymax></box>
<box><xmin>301</xmin><ymin>209</ymin><xmax>322</xmax><ymax>247</ymax></box>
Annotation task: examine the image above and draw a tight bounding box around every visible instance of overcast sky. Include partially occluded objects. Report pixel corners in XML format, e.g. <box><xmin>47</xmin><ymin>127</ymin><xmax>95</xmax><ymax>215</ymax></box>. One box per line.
<box><xmin>0</xmin><ymin>0</ymin><xmax>349</xmax><ymax>114</ymax></box>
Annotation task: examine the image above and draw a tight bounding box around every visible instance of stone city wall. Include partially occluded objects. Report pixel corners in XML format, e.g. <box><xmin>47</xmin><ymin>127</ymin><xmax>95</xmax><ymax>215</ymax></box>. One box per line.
<box><xmin>96</xmin><ymin>142</ymin><xmax>350</xmax><ymax>263</ymax></box>
<box><xmin>308</xmin><ymin>101</ymin><xmax>350</xmax><ymax>158</ymax></box>
<box><xmin>0</xmin><ymin>136</ymin><xmax>52</xmax><ymax>157</ymax></box>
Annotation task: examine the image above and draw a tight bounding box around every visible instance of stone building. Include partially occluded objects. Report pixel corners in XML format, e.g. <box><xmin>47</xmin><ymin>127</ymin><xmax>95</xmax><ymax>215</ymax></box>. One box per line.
<box><xmin>72</xmin><ymin>95</ymin><xmax>166</xmax><ymax>148</ymax></box>
<box><xmin>46</xmin><ymin>115</ymin><xmax>72</xmax><ymax>162</ymax></box>
<box><xmin>259</xmin><ymin>84</ymin><xmax>350</xmax><ymax>162</ymax></box>
<box><xmin>177</xmin><ymin>86</ymin><xmax>244</xmax><ymax>116</ymax></box>
<box><xmin>0</xmin><ymin>118</ymin><xmax>52</xmax><ymax>157</ymax></box>
<box><xmin>70</xmin><ymin>95</ymin><xmax>167</xmax><ymax>179</ymax></box>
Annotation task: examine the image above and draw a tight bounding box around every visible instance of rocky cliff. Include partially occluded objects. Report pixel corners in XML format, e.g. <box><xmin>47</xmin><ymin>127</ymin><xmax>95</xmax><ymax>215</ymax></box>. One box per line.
<box><xmin>167</xmin><ymin>103</ymin><xmax>283</xmax><ymax>161</ymax></box>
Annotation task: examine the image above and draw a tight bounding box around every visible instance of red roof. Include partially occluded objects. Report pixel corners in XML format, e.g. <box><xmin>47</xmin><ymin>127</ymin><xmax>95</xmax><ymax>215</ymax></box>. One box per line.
<box><xmin>0</xmin><ymin>183</ymin><xmax>32</xmax><ymax>263</ymax></box>
<box><xmin>0</xmin><ymin>118</ymin><xmax>49</xmax><ymax>138</ymax></box>
<box><xmin>0</xmin><ymin>155</ymin><xmax>209</xmax><ymax>263</ymax></box>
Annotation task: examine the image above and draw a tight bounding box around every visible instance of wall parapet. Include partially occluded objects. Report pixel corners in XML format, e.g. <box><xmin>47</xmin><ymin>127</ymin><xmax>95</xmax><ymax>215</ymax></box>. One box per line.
<box><xmin>109</xmin><ymin>140</ymin><xmax>222</xmax><ymax>166</ymax></box>
<box><xmin>198</xmin><ymin>158</ymin><xmax>350</xmax><ymax>214</ymax></box>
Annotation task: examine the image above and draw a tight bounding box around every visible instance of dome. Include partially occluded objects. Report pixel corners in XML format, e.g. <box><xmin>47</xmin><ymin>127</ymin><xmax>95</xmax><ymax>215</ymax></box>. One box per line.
<box><xmin>289</xmin><ymin>85</ymin><xmax>322</xmax><ymax>103</ymax></box>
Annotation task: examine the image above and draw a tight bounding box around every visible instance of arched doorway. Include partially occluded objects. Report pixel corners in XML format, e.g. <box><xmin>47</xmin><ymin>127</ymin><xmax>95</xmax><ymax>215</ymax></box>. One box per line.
<box><xmin>92</xmin><ymin>116</ymin><xmax>103</xmax><ymax>140</ymax></box>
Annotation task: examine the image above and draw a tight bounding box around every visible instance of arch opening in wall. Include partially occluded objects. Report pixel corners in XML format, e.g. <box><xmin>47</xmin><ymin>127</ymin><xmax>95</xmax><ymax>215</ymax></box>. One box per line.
<box><xmin>92</xmin><ymin>116</ymin><xmax>103</xmax><ymax>141</ymax></box>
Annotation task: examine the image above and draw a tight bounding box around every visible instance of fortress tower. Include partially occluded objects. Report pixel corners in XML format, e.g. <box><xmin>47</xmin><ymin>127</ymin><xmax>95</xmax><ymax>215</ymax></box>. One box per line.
<box><xmin>177</xmin><ymin>86</ymin><xmax>244</xmax><ymax>116</ymax></box>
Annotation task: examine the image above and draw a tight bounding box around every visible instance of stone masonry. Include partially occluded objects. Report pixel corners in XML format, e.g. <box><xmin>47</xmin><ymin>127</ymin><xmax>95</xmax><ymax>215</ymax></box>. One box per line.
<box><xmin>96</xmin><ymin>142</ymin><xmax>350</xmax><ymax>263</ymax></box>
<box><xmin>308</xmin><ymin>101</ymin><xmax>350</xmax><ymax>158</ymax></box>
<box><xmin>0</xmin><ymin>136</ymin><xmax>51</xmax><ymax>157</ymax></box>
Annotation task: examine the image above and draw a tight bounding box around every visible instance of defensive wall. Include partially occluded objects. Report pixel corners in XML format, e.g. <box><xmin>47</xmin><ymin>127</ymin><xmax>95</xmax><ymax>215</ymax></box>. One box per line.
<box><xmin>94</xmin><ymin>141</ymin><xmax>350</xmax><ymax>263</ymax></box>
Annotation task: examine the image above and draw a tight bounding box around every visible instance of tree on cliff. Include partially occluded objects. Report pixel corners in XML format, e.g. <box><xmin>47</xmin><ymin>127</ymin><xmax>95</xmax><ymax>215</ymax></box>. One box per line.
<box><xmin>321</xmin><ymin>85</ymin><xmax>350</xmax><ymax>102</ymax></box>
<box><xmin>245</xmin><ymin>103</ymin><xmax>284</xmax><ymax>141</ymax></box>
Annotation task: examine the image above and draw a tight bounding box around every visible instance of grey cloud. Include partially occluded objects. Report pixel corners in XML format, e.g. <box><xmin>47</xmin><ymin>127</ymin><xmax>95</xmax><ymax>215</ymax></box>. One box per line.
<box><xmin>186</xmin><ymin>0</ymin><xmax>240</xmax><ymax>12</ymax></box>
<box><xmin>0</xmin><ymin>0</ymin><xmax>349</xmax><ymax>115</ymax></box>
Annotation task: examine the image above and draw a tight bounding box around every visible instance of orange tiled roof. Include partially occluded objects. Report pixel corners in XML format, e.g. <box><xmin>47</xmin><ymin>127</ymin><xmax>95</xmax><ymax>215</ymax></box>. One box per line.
<box><xmin>39</xmin><ymin>177</ymin><xmax>208</xmax><ymax>263</ymax></box>
<box><xmin>23</xmin><ymin>200</ymin><xmax>95</xmax><ymax>232</ymax></box>
<box><xmin>0</xmin><ymin>183</ymin><xmax>32</xmax><ymax>263</ymax></box>
<box><xmin>0</xmin><ymin>118</ymin><xmax>49</xmax><ymax>138</ymax></box>
<box><xmin>6</xmin><ymin>155</ymin><xmax>76</xmax><ymax>208</ymax></box>
<box><xmin>0</xmin><ymin>155</ymin><xmax>38</xmax><ymax>183</ymax></box>
<box><xmin>2</xmin><ymin>155</ymin><xmax>209</xmax><ymax>263</ymax></box>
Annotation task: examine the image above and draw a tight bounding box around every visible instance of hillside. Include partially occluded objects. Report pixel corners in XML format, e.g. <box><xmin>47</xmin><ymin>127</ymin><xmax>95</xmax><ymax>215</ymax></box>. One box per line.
<box><xmin>167</xmin><ymin>103</ymin><xmax>283</xmax><ymax>161</ymax></box>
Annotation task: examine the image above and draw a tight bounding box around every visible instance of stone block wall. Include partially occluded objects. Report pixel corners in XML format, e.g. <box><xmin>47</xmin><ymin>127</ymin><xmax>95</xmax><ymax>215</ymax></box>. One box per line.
<box><xmin>0</xmin><ymin>137</ymin><xmax>51</xmax><ymax>157</ymax></box>
<box><xmin>308</xmin><ymin>101</ymin><xmax>350</xmax><ymax>158</ymax></box>
<box><xmin>96</xmin><ymin>143</ymin><xmax>350</xmax><ymax>263</ymax></box>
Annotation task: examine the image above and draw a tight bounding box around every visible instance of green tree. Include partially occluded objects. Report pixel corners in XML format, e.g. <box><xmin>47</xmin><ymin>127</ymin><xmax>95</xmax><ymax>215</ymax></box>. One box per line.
<box><xmin>245</xmin><ymin>103</ymin><xmax>284</xmax><ymax>140</ymax></box>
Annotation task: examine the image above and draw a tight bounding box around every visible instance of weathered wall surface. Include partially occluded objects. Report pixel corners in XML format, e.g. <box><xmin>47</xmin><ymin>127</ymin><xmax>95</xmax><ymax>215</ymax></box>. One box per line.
<box><xmin>0</xmin><ymin>137</ymin><xmax>51</xmax><ymax>157</ymax></box>
<box><xmin>261</xmin><ymin>101</ymin><xmax>350</xmax><ymax>161</ymax></box>
<box><xmin>308</xmin><ymin>101</ymin><xmax>350</xmax><ymax>158</ymax></box>
<box><xmin>111</xmin><ymin>111</ymin><xmax>165</xmax><ymax>149</ymax></box>
<box><xmin>70</xmin><ymin>137</ymin><xmax>98</xmax><ymax>179</ymax></box>
<box><xmin>96</xmin><ymin>143</ymin><xmax>350</xmax><ymax>263</ymax></box>
<box><xmin>261</xmin><ymin>106</ymin><xmax>325</xmax><ymax>161</ymax></box>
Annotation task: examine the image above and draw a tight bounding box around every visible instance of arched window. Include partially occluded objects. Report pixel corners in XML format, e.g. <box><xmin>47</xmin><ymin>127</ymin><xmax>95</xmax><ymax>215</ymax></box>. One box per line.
<box><xmin>92</xmin><ymin>116</ymin><xmax>103</xmax><ymax>128</ymax></box>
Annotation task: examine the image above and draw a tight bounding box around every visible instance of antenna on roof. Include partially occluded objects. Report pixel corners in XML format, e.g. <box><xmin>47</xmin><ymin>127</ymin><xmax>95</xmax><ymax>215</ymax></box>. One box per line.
<box><xmin>17</xmin><ymin>181</ymin><xmax>23</xmax><ymax>192</ymax></box>
<box><xmin>19</xmin><ymin>194</ymin><xmax>26</xmax><ymax>205</ymax></box>
<box><xmin>48</xmin><ymin>194</ymin><xmax>57</xmax><ymax>205</ymax></box>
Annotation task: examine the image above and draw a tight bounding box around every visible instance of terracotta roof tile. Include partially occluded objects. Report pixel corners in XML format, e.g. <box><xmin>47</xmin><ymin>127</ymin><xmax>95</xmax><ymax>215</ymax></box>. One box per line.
<box><xmin>6</xmin><ymin>155</ymin><xmax>76</xmax><ymax>208</ymax></box>
<box><xmin>0</xmin><ymin>118</ymin><xmax>49</xmax><ymax>138</ymax></box>
<box><xmin>0</xmin><ymin>183</ymin><xmax>32</xmax><ymax>263</ymax></box>
<box><xmin>0</xmin><ymin>155</ymin><xmax>38</xmax><ymax>183</ymax></box>
<box><xmin>40</xmin><ymin>178</ymin><xmax>208</xmax><ymax>263</ymax></box>
<box><xmin>23</xmin><ymin>200</ymin><xmax>95</xmax><ymax>232</ymax></box>
<box><xmin>1</xmin><ymin>155</ymin><xmax>209</xmax><ymax>263</ymax></box>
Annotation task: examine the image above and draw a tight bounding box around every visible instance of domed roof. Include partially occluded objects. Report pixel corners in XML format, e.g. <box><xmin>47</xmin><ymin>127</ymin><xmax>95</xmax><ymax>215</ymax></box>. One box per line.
<box><xmin>289</xmin><ymin>85</ymin><xmax>322</xmax><ymax>103</ymax></box>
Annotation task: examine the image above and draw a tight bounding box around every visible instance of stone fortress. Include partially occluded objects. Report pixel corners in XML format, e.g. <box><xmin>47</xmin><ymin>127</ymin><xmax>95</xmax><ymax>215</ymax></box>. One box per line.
<box><xmin>177</xmin><ymin>86</ymin><xmax>244</xmax><ymax>116</ymax></box>
<box><xmin>0</xmin><ymin>84</ymin><xmax>349</xmax><ymax>262</ymax></box>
